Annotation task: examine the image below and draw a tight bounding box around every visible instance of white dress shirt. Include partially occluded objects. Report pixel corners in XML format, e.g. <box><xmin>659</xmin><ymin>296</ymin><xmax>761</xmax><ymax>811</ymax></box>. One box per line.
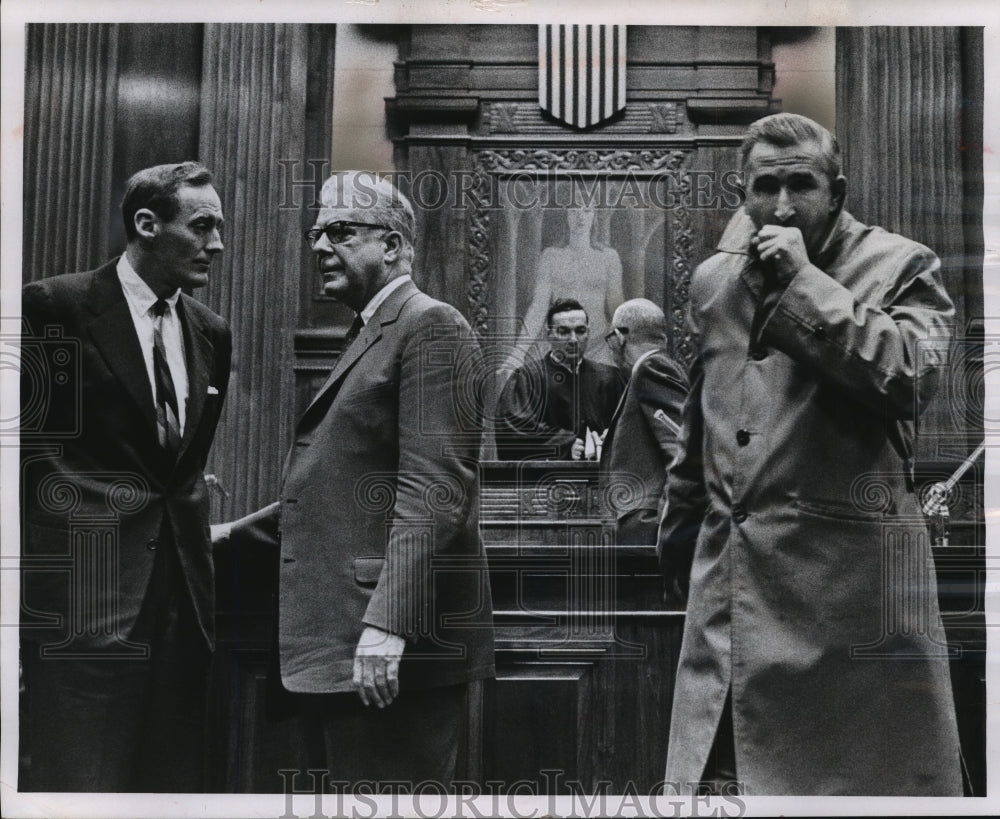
<box><xmin>360</xmin><ymin>274</ymin><xmax>411</xmax><ymax>325</ymax></box>
<box><xmin>116</xmin><ymin>255</ymin><xmax>188</xmax><ymax>433</ymax></box>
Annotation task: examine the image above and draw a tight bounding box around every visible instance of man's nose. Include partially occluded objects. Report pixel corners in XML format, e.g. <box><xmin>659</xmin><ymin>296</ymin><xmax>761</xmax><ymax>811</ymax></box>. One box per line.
<box><xmin>207</xmin><ymin>228</ymin><xmax>224</xmax><ymax>253</ymax></box>
<box><xmin>312</xmin><ymin>232</ymin><xmax>334</xmax><ymax>254</ymax></box>
<box><xmin>774</xmin><ymin>188</ymin><xmax>795</xmax><ymax>222</ymax></box>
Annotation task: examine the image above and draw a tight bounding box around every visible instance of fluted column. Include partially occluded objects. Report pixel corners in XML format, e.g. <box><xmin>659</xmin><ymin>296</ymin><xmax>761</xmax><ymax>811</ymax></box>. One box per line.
<box><xmin>23</xmin><ymin>24</ymin><xmax>119</xmax><ymax>283</ymax></box>
<box><xmin>836</xmin><ymin>27</ymin><xmax>983</xmax><ymax>458</ymax></box>
<box><xmin>836</xmin><ymin>27</ymin><xmax>978</xmax><ymax>331</ymax></box>
<box><xmin>198</xmin><ymin>24</ymin><xmax>310</xmax><ymax>517</ymax></box>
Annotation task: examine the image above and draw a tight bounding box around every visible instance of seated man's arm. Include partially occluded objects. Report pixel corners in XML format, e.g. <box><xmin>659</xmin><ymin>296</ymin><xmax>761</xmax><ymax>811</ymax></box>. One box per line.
<box><xmin>637</xmin><ymin>354</ymin><xmax>689</xmax><ymax>462</ymax></box>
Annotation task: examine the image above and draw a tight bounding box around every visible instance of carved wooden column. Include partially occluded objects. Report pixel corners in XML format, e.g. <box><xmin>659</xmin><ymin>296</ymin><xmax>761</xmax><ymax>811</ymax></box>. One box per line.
<box><xmin>198</xmin><ymin>24</ymin><xmax>311</xmax><ymax>518</ymax></box>
<box><xmin>837</xmin><ymin>27</ymin><xmax>985</xmax><ymax>795</ymax></box>
<box><xmin>23</xmin><ymin>24</ymin><xmax>119</xmax><ymax>283</ymax></box>
<box><xmin>836</xmin><ymin>27</ymin><xmax>984</xmax><ymax>462</ymax></box>
<box><xmin>836</xmin><ymin>28</ymin><xmax>981</xmax><ymax>331</ymax></box>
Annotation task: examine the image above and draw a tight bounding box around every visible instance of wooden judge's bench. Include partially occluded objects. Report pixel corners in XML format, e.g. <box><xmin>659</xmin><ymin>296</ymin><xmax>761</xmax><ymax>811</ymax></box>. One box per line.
<box><xmin>209</xmin><ymin>457</ymin><xmax>985</xmax><ymax>794</ymax></box>
<box><xmin>209</xmin><ymin>459</ymin><xmax>682</xmax><ymax>793</ymax></box>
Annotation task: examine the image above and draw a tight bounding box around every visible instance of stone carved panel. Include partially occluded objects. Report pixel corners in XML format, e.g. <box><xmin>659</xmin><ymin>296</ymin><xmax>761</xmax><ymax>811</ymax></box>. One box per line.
<box><xmin>481</xmin><ymin>101</ymin><xmax>690</xmax><ymax>136</ymax></box>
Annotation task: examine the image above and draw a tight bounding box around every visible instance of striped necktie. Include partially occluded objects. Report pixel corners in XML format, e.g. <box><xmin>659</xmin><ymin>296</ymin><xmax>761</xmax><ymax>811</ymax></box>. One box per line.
<box><xmin>152</xmin><ymin>299</ymin><xmax>182</xmax><ymax>454</ymax></box>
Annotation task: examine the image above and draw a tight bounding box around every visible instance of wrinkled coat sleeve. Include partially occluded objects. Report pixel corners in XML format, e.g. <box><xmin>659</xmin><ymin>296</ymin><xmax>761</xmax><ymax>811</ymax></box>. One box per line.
<box><xmin>636</xmin><ymin>355</ymin><xmax>687</xmax><ymax>461</ymax></box>
<box><xmin>657</xmin><ymin>353</ymin><xmax>705</xmax><ymax>607</ymax></box>
<box><xmin>362</xmin><ymin>306</ymin><xmax>483</xmax><ymax>638</ymax></box>
<box><xmin>760</xmin><ymin>246</ymin><xmax>954</xmax><ymax>419</ymax></box>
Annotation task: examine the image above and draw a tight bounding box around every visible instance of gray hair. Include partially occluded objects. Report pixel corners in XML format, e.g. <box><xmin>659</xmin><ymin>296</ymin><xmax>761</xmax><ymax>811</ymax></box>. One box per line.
<box><xmin>320</xmin><ymin>171</ymin><xmax>416</xmax><ymax>271</ymax></box>
<box><xmin>612</xmin><ymin>298</ymin><xmax>667</xmax><ymax>346</ymax></box>
<box><xmin>740</xmin><ymin>113</ymin><xmax>842</xmax><ymax>182</ymax></box>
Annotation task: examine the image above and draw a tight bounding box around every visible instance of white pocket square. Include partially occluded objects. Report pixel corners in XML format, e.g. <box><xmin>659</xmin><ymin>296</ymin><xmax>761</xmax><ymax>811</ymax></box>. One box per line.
<box><xmin>207</xmin><ymin>386</ymin><xmax>219</xmax><ymax>395</ymax></box>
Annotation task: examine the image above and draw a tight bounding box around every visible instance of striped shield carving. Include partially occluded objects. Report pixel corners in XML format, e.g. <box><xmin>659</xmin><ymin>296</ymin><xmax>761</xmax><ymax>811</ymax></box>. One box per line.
<box><xmin>539</xmin><ymin>24</ymin><xmax>626</xmax><ymax>129</ymax></box>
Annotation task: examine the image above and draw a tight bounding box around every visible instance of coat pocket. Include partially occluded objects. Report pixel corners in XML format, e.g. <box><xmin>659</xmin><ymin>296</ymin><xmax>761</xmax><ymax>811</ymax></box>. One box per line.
<box><xmin>354</xmin><ymin>556</ymin><xmax>385</xmax><ymax>585</ymax></box>
<box><xmin>792</xmin><ymin>497</ymin><xmax>888</xmax><ymax>523</ymax></box>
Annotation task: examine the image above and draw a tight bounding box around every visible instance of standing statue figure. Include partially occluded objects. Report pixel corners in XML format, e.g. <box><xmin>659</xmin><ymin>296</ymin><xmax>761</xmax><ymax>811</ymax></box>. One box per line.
<box><xmin>507</xmin><ymin>202</ymin><xmax>625</xmax><ymax>370</ymax></box>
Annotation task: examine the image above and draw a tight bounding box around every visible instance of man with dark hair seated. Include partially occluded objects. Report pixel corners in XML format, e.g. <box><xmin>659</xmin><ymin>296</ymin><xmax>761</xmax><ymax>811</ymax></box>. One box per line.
<box><xmin>495</xmin><ymin>298</ymin><xmax>624</xmax><ymax>460</ymax></box>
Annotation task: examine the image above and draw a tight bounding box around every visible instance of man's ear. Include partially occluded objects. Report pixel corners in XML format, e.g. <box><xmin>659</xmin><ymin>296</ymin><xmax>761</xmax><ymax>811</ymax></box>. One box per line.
<box><xmin>830</xmin><ymin>175</ymin><xmax>847</xmax><ymax>213</ymax></box>
<box><xmin>133</xmin><ymin>208</ymin><xmax>159</xmax><ymax>241</ymax></box>
<box><xmin>381</xmin><ymin>230</ymin><xmax>403</xmax><ymax>264</ymax></box>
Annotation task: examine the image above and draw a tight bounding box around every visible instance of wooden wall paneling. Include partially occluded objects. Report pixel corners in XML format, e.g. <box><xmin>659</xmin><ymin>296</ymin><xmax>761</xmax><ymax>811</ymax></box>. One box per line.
<box><xmin>483</xmin><ymin>661</ymin><xmax>599</xmax><ymax>790</ymax></box>
<box><xmin>23</xmin><ymin>24</ymin><xmax>119</xmax><ymax>283</ymax></box>
<box><xmin>406</xmin><ymin>144</ymin><xmax>475</xmax><ymax>314</ymax></box>
<box><xmin>206</xmin><ymin>647</ymin><xmax>312</xmax><ymax>793</ymax></box>
<box><xmin>109</xmin><ymin>24</ymin><xmax>204</xmax><ymax>255</ymax></box>
<box><xmin>836</xmin><ymin>27</ymin><xmax>979</xmax><ymax>459</ymax></box>
<box><xmin>198</xmin><ymin>23</ymin><xmax>309</xmax><ymax>519</ymax></box>
<box><xmin>836</xmin><ymin>27</ymin><xmax>985</xmax><ymax>794</ymax></box>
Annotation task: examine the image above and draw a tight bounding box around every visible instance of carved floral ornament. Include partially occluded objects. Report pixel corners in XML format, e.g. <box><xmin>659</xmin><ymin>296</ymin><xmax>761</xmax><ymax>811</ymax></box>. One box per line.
<box><xmin>466</xmin><ymin>148</ymin><xmax>697</xmax><ymax>365</ymax></box>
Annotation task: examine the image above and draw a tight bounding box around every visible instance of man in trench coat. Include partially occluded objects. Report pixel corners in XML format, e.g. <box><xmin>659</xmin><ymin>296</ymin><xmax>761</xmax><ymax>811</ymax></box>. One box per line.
<box><xmin>658</xmin><ymin>113</ymin><xmax>963</xmax><ymax>795</ymax></box>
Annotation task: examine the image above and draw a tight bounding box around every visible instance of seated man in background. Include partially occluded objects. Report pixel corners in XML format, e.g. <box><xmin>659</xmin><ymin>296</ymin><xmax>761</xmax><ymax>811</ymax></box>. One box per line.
<box><xmin>495</xmin><ymin>298</ymin><xmax>624</xmax><ymax>460</ymax></box>
<box><xmin>599</xmin><ymin>298</ymin><xmax>688</xmax><ymax>545</ymax></box>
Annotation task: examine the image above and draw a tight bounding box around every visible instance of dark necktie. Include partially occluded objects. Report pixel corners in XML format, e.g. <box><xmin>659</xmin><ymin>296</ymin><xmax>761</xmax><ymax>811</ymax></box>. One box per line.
<box><xmin>152</xmin><ymin>299</ymin><xmax>182</xmax><ymax>453</ymax></box>
<box><xmin>345</xmin><ymin>314</ymin><xmax>364</xmax><ymax>346</ymax></box>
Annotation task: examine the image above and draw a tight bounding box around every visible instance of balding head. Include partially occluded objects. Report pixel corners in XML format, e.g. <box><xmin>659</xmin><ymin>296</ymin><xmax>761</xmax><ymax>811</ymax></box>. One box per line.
<box><xmin>318</xmin><ymin>171</ymin><xmax>416</xmax><ymax>273</ymax></box>
<box><xmin>609</xmin><ymin>298</ymin><xmax>667</xmax><ymax>368</ymax></box>
<box><xmin>613</xmin><ymin>299</ymin><xmax>666</xmax><ymax>344</ymax></box>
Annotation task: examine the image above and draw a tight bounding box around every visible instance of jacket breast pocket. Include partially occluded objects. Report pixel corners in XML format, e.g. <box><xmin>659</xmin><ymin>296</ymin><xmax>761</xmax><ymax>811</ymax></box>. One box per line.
<box><xmin>342</xmin><ymin>381</ymin><xmax>397</xmax><ymax>408</ymax></box>
<box><xmin>354</xmin><ymin>556</ymin><xmax>385</xmax><ymax>586</ymax></box>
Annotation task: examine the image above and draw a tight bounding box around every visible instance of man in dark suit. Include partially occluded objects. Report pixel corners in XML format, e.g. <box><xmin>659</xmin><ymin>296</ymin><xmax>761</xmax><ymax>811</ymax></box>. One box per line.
<box><xmin>495</xmin><ymin>298</ymin><xmax>624</xmax><ymax>460</ymax></box>
<box><xmin>599</xmin><ymin>299</ymin><xmax>688</xmax><ymax>545</ymax></box>
<box><xmin>221</xmin><ymin>171</ymin><xmax>494</xmax><ymax>787</ymax></box>
<box><xmin>19</xmin><ymin>162</ymin><xmax>231</xmax><ymax>792</ymax></box>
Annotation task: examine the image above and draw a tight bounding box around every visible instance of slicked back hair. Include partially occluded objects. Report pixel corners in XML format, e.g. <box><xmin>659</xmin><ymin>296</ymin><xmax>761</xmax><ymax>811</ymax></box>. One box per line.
<box><xmin>740</xmin><ymin>113</ymin><xmax>842</xmax><ymax>183</ymax></box>
<box><xmin>121</xmin><ymin>162</ymin><xmax>214</xmax><ymax>242</ymax></box>
<box><xmin>546</xmin><ymin>297</ymin><xmax>588</xmax><ymax>329</ymax></box>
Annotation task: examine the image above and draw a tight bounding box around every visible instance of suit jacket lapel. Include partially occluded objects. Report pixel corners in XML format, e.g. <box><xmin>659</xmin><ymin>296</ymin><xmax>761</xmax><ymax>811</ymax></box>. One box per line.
<box><xmin>176</xmin><ymin>295</ymin><xmax>214</xmax><ymax>460</ymax></box>
<box><xmin>86</xmin><ymin>262</ymin><xmax>159</xmax><ymax>435</ymax></box>
<box><xmin>299</xmin><ymin>280</ymin><xmax>418</xmax><ymax>428</ymax></box>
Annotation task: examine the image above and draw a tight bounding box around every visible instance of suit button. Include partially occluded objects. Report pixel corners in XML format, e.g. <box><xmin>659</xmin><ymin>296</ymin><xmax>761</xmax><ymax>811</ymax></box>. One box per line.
<box><xmin>732</xmin><ymin>504</ymin><xmax>748</xmax><ymax>524</ymax></box>
<box><xmin>813</xmin><ymin>325</ymin><xmax>827</xmax><ymax>340</ymax></box>
<box><xmin>146</xmin><ymin>538</ymin><xmax>158</xmax><ymax>551</ymax></box>
<box><xmin>736</xmin><ymin>429</ymin><xmax>750</xmax><ymax>446</ymax></box>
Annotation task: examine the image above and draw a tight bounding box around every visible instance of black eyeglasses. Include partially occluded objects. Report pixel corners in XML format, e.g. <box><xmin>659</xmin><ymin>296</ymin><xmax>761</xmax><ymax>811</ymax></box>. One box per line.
<box><xmin>304</xmin><ymin>221</ymin><xmax>390</xmax><ymax>247</ymax></box>
<box><xmin>604</xmin><ymin>326</ymin><xmax>629</xmax><ymax>347</ymax></box>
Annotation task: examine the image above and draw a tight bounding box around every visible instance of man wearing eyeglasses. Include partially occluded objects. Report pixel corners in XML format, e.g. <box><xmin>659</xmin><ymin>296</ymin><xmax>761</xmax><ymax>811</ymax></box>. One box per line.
<box><xmin>219</xmin><ymin>171</ymin><xmax>494</xmax><ymax>787</ymax></box>
<box><xmin>599</xmin><ymin>299</ymin><xmax>688</xmax><ymax>547</ymax></box>
<box><xmin>495</xmin><ymin>298</ymin><xmax>624</xmax><ymax>460</ymax></box>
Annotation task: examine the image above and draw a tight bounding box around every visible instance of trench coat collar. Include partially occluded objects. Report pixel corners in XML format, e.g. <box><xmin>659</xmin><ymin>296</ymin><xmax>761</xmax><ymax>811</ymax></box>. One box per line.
<box><xmin>717</xmin><ymin>205</ymin><xmax>853</xmax><ymax>300</ymax></box>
